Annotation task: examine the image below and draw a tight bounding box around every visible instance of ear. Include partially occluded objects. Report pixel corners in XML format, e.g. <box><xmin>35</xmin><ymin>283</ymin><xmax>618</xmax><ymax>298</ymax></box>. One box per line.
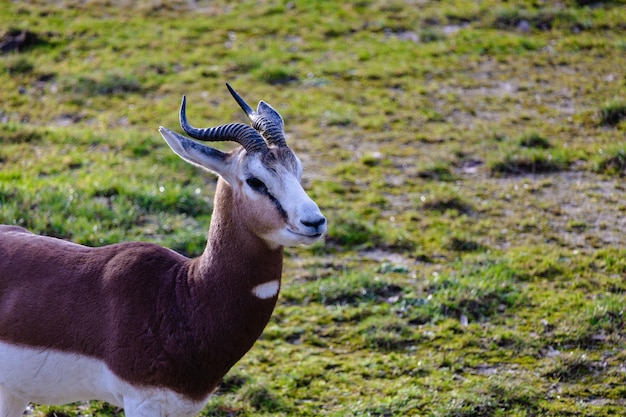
<box><xmin>257</xmin><ymin>101</ymin><xmax>284</xmax><ymax>132</ymax></box>
<box><xmin>159</xmin><ymin>127</ymin><xmax>236</xmax><ymax>183</ymax></box>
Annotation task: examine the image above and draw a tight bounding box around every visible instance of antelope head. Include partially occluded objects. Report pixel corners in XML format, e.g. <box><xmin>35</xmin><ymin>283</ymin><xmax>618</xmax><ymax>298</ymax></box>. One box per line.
<box><xmin>158</xmin><ymin>84</ymin><xmax>326</xmax><ymax>248</ymax></box>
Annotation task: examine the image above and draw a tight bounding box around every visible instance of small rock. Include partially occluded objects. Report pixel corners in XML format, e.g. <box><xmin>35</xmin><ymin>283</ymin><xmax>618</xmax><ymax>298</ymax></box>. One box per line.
<box><xmin>517</xmin><ymin>20</ymin><xmax>531</xmax><ymax>33</ymax></box>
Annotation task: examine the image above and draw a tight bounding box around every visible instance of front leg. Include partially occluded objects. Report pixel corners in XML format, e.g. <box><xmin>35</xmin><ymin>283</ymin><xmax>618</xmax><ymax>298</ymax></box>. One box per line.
<box><xmin>122</xmin><ymin>389</ymin><xmax>207</xmax><ymax>417</ymax></box>
<box><xmin>0</xmin><ymin>387</ymin><xmax>28</xmax><ymax>417</ymax></box>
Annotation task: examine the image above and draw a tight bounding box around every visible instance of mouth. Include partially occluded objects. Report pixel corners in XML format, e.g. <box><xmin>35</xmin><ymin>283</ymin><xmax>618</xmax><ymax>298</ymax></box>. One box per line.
<box><xmin>288</xmin><ymin>230</ymin><xmax>323</xmax><ymax>239</ymax></box>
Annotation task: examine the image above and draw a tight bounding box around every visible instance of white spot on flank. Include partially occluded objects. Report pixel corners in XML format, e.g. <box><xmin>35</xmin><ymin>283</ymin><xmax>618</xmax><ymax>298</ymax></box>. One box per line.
<box><xmin>252</xmin><ymin>280</ymin><xmax>280</xmax><ymax>299</ymax></box>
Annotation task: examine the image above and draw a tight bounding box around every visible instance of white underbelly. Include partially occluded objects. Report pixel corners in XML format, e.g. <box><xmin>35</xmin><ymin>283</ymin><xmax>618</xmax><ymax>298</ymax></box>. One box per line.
<box><xmin>0</xmin><ymin>342</ymin><xmax>208</xmax><ymax>417</ymax></box>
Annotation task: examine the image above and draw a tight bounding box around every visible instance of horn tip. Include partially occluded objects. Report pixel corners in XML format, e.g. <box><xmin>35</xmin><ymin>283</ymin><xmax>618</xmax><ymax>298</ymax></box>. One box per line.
<box><xmin>225</xmin><ymin>83</ymin><xmax>255</xmax><ymax>117</ymax></box>
<box><xmin>225</xmin><ymin>82</ymin><xmax>236</xmax><ymax>97</ymax></box>
<box><xmin>179</xmin><ymin>95</ymin><xmax>190</xmax><ymax>132</ymax></box>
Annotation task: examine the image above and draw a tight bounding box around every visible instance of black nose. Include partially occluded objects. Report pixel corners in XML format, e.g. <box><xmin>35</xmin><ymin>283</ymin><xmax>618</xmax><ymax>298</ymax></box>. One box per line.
<box><xmin>301</xmin><ymin>216</ymin><xmax>326</xmax><ymax>230</ymax></box>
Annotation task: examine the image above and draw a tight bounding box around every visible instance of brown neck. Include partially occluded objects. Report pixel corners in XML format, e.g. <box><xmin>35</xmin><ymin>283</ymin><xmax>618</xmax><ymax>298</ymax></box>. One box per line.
<box><xmin>154</xmin><ymin>178</ymin><xmax>285</xmax><ymax>399</ymax></box>
<box><xmin>195</xmin><ymin>178</ymin><xmax>284</xmax><ymax>286</ymax></box>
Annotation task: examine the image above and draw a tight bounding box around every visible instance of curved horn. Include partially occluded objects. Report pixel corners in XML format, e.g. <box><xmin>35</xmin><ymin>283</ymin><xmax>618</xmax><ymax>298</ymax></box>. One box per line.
<box><xmin>179</xmin><ymin>95</ymin><xmax>267</xmax><ymax>154</ymax></box>
<box><xmin>226</xmin><ymin>83</ymin><xmax>287</xmax><ymax>147</ymax></box>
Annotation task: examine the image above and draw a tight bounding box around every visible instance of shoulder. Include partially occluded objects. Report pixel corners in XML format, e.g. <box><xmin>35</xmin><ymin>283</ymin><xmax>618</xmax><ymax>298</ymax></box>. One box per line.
<box><xmin>101</xmin><ymin>242</ymin><xmax>189</xmax><ymax>282</ymax></box>
<box><xmin>0</xmin><ymin>225</ymin><xmax>32</xmax><ymax>235</ymax></box>
<box><xmin>108</xmin><ymin>242</ymin><xmax>188</xmax><ymax>263</ymax></box>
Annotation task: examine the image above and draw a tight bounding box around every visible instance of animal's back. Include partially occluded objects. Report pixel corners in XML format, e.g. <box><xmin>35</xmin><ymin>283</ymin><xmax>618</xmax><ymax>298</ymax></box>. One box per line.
<box><xmin>0</xmin><ymin>226</ymin><xmax>108</xmax><ymax>351</ymax></box>
<box><xmin>0</xmin><ymin>226</ymin><xmax>196</xmax><ymax>354</ymax></box>
<box><xmin>0</xmin><ymin>226</ymin><xmax>208</xmax><ymax>416</ymax></box>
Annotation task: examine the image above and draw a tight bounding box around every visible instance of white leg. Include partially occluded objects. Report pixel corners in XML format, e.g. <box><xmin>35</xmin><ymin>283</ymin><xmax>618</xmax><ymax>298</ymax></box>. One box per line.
<box><xmin>0</xmin><ymin>387</ymin><xmax>28</xmax><ymax>417</ymax></box>
<box><xmin>122</xmin><ymin>390</ymin><xmax>206</xmax><ymax>417</ymax></box>
<box><xmin>123</xmin><ymin>402</ymin><xmax>163</xmax><ymax>417</ymax></box>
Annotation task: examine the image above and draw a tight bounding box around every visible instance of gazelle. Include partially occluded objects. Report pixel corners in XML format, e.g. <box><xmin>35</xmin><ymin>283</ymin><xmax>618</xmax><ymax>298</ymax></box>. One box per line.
<box><xmin>0</xmin><ymin>84</ymin><xmax>326</xmax><ymax>417</ymax></box>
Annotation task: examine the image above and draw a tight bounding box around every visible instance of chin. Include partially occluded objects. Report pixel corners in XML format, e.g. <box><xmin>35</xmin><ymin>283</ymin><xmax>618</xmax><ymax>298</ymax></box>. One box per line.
<box><xmin>262</xmin><ymin>229</ymin><xmax>323</xmax><ymax>248</ymax></box>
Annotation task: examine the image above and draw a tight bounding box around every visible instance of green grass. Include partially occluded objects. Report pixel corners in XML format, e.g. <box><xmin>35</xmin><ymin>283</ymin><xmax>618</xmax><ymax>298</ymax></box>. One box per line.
<box><xmin>599</xmin><ymin>100</ymin><xmax>626</xmax><ymax>127</ymax></box>
<box><xmin>1</xmin><ymin>0</ymin><xmax>626</xmax><ymax>415</ymax></box>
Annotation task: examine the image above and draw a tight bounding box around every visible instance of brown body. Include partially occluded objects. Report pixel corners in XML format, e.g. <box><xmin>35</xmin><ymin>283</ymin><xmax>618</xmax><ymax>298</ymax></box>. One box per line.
<box><xmin>0</xmin><ymin>179</ymin><xmax>281</xmax><ymax>401</ymax></box>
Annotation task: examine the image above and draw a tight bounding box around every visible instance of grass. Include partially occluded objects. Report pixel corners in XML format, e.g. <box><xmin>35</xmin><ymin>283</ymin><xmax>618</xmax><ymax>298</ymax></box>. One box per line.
<box><xmin>599</xmin><ymin>100</ymin><xmax>626</xmax><ymax>126</ymax></box>
<box><xmin>1</xmin><ymin>0</ymin><xmax>626</xmax><ymax>415</ymax></box>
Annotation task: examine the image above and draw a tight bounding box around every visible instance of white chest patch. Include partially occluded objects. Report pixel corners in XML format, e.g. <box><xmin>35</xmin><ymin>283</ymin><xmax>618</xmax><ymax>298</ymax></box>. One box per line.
<box><xmin>251</xmin><ymin>280</ymin><xmax>280</xmax><ymax>299</ymax></box>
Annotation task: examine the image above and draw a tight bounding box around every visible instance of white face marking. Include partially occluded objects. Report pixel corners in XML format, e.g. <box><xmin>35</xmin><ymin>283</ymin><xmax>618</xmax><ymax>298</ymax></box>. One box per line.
<box><xmin>239</xmin><ymin>154</ymin><xmax>326</xmax><ymax>248</ymax></box>
<box><xmin>251</xmin><ymin>280</ymin><xmax>280</xmax><ymax>299</ymax></box>
<box><xmin>0</xmin><ymin>342</ymin><xmax>208</xmax><ymax>417</ymax></box>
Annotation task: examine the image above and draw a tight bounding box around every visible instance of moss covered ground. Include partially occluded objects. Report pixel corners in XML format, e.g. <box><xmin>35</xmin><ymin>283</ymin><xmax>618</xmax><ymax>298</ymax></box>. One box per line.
<box><xmin>1</xmin><ymin>0</ymin><xmax>625</xmax><ymax>415</ymax></box>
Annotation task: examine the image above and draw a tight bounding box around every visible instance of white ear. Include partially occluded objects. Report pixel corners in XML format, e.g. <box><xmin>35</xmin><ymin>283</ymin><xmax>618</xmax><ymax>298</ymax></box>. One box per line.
<box><xmin>257</xmin><ymin>100</ymin><xmax>284</xmax><ymax>132</ymax></box>
<box><xmin>159</xmin><ymin>127</ymin><xmax>235</xmax><ymax>182</ymax></box>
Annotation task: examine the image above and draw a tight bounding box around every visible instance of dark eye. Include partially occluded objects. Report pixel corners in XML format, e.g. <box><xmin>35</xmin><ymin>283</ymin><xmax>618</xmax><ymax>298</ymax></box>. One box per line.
<box><xmin>246</xmin><ymin>177</ymin><xmax>268</xmax><ymax>194</ymax></box>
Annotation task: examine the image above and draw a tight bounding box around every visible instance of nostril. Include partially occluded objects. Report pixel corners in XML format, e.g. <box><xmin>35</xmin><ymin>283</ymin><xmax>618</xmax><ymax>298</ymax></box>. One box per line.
<box><xmin>301</xmin><ymin>216</ymin><xmax>326</xmax><ymax>229</ymax></box>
